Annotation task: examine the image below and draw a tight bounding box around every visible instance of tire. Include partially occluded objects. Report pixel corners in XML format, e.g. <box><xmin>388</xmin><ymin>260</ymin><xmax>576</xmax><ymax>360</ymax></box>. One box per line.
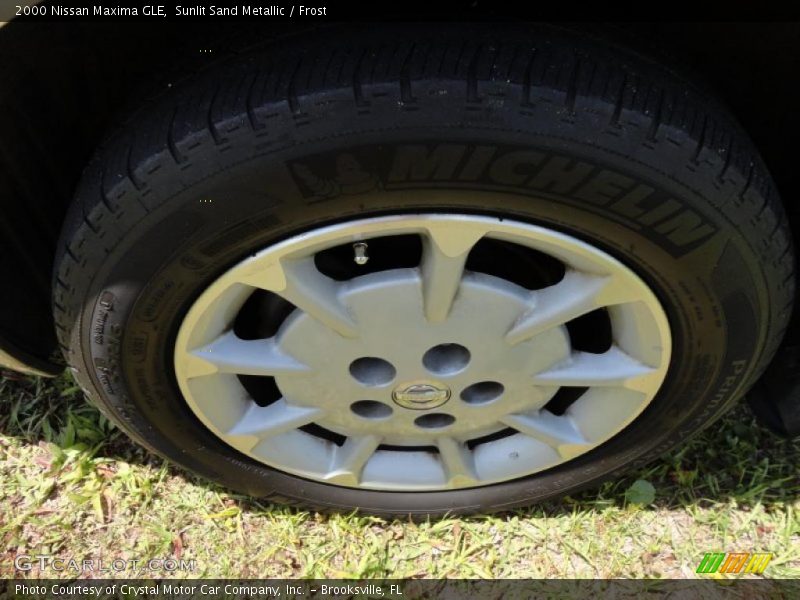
<box><xmin>54</xmin><ymin>24</ymin><xmax>794</xmax><ymax>516</ymax></box>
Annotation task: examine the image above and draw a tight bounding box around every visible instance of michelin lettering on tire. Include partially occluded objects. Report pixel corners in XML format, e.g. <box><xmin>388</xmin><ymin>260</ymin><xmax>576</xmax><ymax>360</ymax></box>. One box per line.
<box><xmin>288</xmin><ymin>143</ymin><xmax>718</xmax><ymax>257</ymax></box>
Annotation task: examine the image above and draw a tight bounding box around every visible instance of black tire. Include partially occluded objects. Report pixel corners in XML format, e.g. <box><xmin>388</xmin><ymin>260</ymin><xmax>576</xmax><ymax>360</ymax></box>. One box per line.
<box><xmin>54</xmin><ymin>24</ymin><xmax>794</xmax><ymax>516</ymax></box>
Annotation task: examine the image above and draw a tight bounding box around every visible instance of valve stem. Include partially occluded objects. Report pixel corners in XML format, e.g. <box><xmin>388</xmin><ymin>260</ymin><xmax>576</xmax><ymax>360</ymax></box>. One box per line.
<box><xmin>353</xmin><ymin>242</ymin><xmax>369</xmax><ymax>265</ymax></box>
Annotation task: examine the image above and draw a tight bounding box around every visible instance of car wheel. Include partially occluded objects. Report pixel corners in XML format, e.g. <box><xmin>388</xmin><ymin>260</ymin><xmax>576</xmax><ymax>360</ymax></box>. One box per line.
<box><xmin>54</xmin><ymin>24</ymin><xmax>794</xmax><ymax>515</ymax></box>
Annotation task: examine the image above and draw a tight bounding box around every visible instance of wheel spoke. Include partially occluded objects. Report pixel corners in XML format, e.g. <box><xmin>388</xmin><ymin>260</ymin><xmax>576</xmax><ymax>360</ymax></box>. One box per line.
<box><xmin>531</xmin><ymin>346</ymin><xmax>659</xmax><ymax>392</ymax></box>
<box><xmin>183</xmin><ymin>330</ymin><xmax>309</xmax><ymax>378</ymax></box>
<box><xmin>436</xmin><ymin>437</ymin><xmax>479</xmax><ymax>487</ymax></box>
<box><xmin>500</xmin><ymin>412</ymin><xmax>589</xmax><ymax>459</ymax></box>
<box><xmin>505</xmin><ymin>270</ymin><xmax>641</xmax><ymax>345</ymax></box>
<box><xmin>324</xmin><ymin>435</ymin><xmax>382</xmax><ymax>486</ymax></box>
<box><xmin>421</xmin><ymin>221</ymin><xmax>486</xmax><ymax>322</ymax></box>
<box><xmin>227</xmin><ymin>399</ymin><xmax>323</xmax><ymax>441</ymax></box>
<box><xmin>238</xmin><ymin>256</ymin><xmax>358</xmax><ymax>338</ymax></box>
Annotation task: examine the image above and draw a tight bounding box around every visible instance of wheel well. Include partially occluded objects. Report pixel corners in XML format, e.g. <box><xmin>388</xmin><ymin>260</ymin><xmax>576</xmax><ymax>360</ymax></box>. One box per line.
<box><xmin>1</xmin><ymin>21</ymin><xmax>798</xmax><ymax>367</ymax></box>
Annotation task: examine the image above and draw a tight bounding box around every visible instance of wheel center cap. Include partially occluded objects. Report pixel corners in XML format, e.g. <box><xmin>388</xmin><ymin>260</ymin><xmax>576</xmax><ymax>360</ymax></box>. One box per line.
<box><xmin>392</xmin><ymin>380</ymin><xmax>451</xmax><ymax>410</ymax></box>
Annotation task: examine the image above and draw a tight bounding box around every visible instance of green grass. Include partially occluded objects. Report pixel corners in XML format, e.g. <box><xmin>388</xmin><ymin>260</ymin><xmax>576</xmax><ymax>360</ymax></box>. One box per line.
<box><xmin>0</xmin><ymin>371</ymin><xmax>798</xmax><ymax>579</ymax></box>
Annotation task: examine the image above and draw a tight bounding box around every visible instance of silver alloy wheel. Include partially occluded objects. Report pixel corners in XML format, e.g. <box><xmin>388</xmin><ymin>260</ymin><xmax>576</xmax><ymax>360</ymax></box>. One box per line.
<box><xmin>174</xmin><ymin>214</ymin><xmax>671</xmax><ymax>491</ymax></box>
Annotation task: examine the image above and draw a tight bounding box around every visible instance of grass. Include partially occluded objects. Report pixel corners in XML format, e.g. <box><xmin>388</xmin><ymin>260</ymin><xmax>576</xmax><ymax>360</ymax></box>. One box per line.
<box><xmin>0</xmin><ymin>371</ymin><xmax>798</xmax><ymax>580</ymax></box>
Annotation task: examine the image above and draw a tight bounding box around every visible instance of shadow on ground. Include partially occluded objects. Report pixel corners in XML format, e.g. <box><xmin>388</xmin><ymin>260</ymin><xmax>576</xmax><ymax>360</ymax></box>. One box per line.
<box><xmin>1</xmin><ymin>370</ymin><xmax>798</xmax><ymax>519</ymax></box>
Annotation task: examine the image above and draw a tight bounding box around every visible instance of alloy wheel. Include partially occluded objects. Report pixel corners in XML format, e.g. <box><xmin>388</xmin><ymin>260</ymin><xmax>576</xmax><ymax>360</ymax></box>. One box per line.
<box><xmin>174</xmin><ymin>214</ymin><xmax>671</xmax><ymax>491</ymax></box>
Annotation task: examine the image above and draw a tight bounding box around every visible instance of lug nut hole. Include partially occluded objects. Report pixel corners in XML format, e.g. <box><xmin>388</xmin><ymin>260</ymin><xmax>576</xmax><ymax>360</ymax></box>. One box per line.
<box><xmin>351</xmin><ymin>400</ymin><xmax>393</xmax><ymax>419</ymax></box>
<box><xmin>422</xmin><ymin>343</ymin><xmax>470</xmax><ymax>375</ymax></box>
<box><xmin>414</xmin><ymin>413</ymin><xmax>456</xmax><ymax>429</ymax></box>
<box><xmin>349</xmin><ymin>357</ymin><xmax>396</xmax><ymax>386</ymax></box>
<box><xmin>461</xmin><ymin>381</ymin><xmax>504</xmax><ymax>405</ymax></box>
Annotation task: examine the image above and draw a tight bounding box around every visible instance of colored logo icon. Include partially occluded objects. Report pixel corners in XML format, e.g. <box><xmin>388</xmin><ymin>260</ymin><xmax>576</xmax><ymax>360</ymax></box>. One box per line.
<box><xmin>696</xmin><ymin>552</ymin><xmax>773</xmax><ymax>574</ymax></box>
